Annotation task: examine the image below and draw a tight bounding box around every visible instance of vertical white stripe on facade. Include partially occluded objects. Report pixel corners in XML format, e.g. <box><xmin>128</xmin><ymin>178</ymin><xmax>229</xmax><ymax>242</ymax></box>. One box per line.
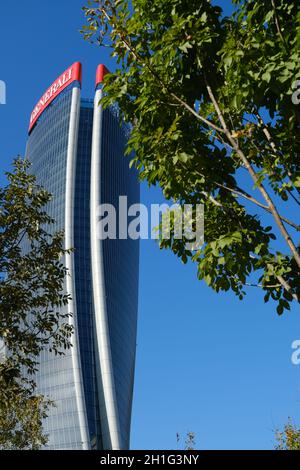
<box><xmin>90</xmin><ymin>88</ymin><xmax>122</xmax><ymax>450</ymax></box>
<box><xmin>65</xmin><ymin>86</ymin><xmax>90</xmax><ymax>450</ymax></box>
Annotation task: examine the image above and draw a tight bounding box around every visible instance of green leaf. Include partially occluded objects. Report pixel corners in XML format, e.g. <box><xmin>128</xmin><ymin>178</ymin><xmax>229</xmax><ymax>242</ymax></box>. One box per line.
<box><xmin>262</xmin><ymin>71</ymin><xmax>272</xmax><ymax>83</ymax></box>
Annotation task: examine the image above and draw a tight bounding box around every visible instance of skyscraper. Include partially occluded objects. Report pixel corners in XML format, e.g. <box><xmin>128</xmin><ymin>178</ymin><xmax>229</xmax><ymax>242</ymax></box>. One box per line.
<box><xmin>26</xmin><ymin>62</ymin><xmax>139</xmax><ymax>450</ymax></box>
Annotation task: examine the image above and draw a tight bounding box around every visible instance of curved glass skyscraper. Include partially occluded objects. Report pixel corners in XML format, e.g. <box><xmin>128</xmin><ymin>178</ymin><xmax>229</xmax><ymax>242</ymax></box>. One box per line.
<box><xmin>25</xmin><ymin>63</ymin><xmax>139</xmax><ymax>450</ymax></box>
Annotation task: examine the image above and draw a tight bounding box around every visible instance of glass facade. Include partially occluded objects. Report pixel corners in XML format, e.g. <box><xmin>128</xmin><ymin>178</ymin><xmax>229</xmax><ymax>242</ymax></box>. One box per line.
<box><xmin>101</xmin><ymin>108</ymin><xmax>139</xmax><ymax>449</ymax></box>
<box><xmin>25</xmin><ymin>77</ymin><xmax>139</xmax><ymax>450</ymax></box>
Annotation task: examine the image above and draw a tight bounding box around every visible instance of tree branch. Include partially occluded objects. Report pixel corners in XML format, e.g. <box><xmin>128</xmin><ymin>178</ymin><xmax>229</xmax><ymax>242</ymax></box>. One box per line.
<box><xmin>100</xmin><ymin>5</ymin><xmax>225</xmax><ymax>135</ymax></box>
<box><xmin>206</xmin><ymin>83</ymin><xmax>300</xmax><ymax>269</ymax></box>
<box><xmin>245</xmin><ymin>282</ymin><xmax>281</xmax><ymax>288</ymax></box>
<box><xmin>271</xmin><ymin>0</ymin><xmax>287</xmax><ymax>47</ymax></box>
<box><xmin>213</xmin><ymin>181</ymin><xmax>300</xmax><ymax>232</ymax></box>
<box><xmin>255</xmin><ymin>111</ymin><xmax>300</xmax><ymax>201</ymax></box>
<box><xmin>276</xmin><ymin>274</ymin><xmax>299</xmax><ymax>302</ymax></box>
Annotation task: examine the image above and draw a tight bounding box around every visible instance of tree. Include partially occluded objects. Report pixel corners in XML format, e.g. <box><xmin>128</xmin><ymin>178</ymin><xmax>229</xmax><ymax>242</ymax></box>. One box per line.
<box><xmin>0</xmin><ymin>363</ymin><xmax>51</xmax><ymax>450</ymax></box>
<box><xmin>176</xmin><ymin>432</ymin><xmax>197</xmax><ymax>450</ymax></box>
<box><xmin>0</xmin><ymin>158</ymin><xmax>73</xmax><ymax>449</ymax></box>
<box><xmin>275</xmin><ymin>420</ymin><xmax>300</xmax><ymax>450</ymax></box>
<box><xmin>82</xmin><ymin>0</ymin><xmax>300</xmax><ymax>314</ymax></box>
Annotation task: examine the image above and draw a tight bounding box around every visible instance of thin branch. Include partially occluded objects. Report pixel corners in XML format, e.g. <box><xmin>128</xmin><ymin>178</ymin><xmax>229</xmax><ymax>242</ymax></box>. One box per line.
<box><xmin>169</xmin><ymin>92</ymin><xmax>225</xmax><ymax>134</ymax></box>
<box><xmin>206</xmin><ymin>83</ymin><xmax>300</xmax><ymax>269</ymax></box>
<box><xmin>276</xmin><ymin>274</ymin><xmax>299</xmax><ymax>302</ymax></box>
<box><xmin>100</xmin><ymin>6</ymin><xmax>225</xmax><ymax>135</ymax></box>
<box><xmin>255</xmin><ymin>111</ymin><xmax>278</xmax><ymax>153</ymax></box>
<box><xmin>255</xmin><ymin>111</ymin><xmax>300</xmax><ymax>201</ymax></box>
<box><xmin>288</xmin><ymin>189</ymin><xmax>300</xmax><ymax>207</ymax></box>
<box><xmin>201</xmin><ymin>191</ymin><xmax>222</xmax><ymax>207</ymax></box>
<box><xmin>247</xmin><ymin>256</ymin><xmax>300</xmax><ymax>302</ymax></box>
<box><xmin>196</xmin><ymin>172</ymin><xmax>300</xmax><ymax>232</ymax></box>
<box><xmin>271</xmin><ymin>0</ymin><xmax>287</xmax><ymax>47</ymax></box>
<box><xmin>266</xmin><ymin>262</ymin><xmax>299</xmax><ymax>302</ymax></box>
<box><xmin>245</xmin><ymin>282</ymin><xmax>281</xmax><ymax>288</ymax></box>
<box><xmin>213</xmin><ymin>181</ymin><xmax>300</xmax><ymax>232</ymax></box>
<box><xmin>201</xmin><ymin>191</ymin><xmax>246</xmax><ymax>234</ymax></box>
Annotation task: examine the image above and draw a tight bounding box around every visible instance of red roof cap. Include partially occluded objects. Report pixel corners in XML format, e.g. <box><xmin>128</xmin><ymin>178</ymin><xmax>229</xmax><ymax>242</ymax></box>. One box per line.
<box><xmin>95</xmin><ymin>64</ymin><xmax>110</xmax><ymax>88</ymax></box>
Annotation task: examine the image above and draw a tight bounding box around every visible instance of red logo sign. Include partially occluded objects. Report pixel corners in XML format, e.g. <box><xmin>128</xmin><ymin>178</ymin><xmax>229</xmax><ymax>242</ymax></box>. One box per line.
<box><xmin>29</xmin><ymin>62</ymin><xmax>82</xmax><ymax>133</ymax></box>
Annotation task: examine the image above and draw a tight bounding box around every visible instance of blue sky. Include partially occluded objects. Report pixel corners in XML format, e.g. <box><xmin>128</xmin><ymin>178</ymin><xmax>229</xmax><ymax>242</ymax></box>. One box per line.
<box><xmin>0</xmin><ymin>0</ymin><xmax>299</xmax><ymax>450</ymax></box>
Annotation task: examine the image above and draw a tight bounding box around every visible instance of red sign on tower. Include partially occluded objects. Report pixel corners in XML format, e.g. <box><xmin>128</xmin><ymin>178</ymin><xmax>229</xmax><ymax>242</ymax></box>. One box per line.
<box><xmin>29</xmin><ymin>62</ymin><xmax>82</xmax><ymax>133</ymax></box>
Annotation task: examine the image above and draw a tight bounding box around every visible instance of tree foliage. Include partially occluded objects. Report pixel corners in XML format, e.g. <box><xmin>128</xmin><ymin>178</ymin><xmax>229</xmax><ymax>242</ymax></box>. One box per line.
<box><xmin>0</xmin><ymin>361</ymin><xmax>52</xmax><ymax>450</ymax></box>
<box><xmin>176</xmin><ymin>431</ymin><xmax>197</xmax><ymax>450</ymax></box>
<box><xmin>275</xmin><ymin>420</ymin><xmax>300</xmax><ymax>450</ymax></box>
<box><xmin>82</xmin><ymin>0</ymin><xmax>300</xmax><ymax>313</ymax></box>
<box><xmin>0</xmin><ymin>158</ymin><xmax>73</xmax><ymax>449</ymax></box>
